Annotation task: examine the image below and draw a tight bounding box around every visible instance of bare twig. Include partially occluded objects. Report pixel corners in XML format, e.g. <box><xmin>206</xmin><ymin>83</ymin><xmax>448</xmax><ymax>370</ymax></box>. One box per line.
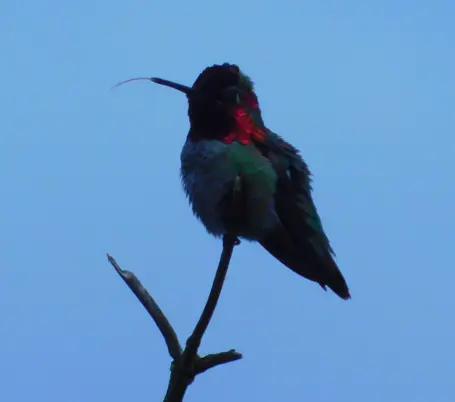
<box><xmin>195</xmin><ymin>349</ymin><xmax>243</xmax><ymax>374</ymax></box>
<box><xmin>108</xmin><ymin>177</ymin><xmax>243</xmax><ymax>402</ymax></box>
<box><xmin>107</xmin><ymin>254</ymin><xmax>182</xmax><ymax>360</ymax></box>
<box><xmin>185</xmin><ymin>234</ymin><xmax>239</xmax><ymax>360</ymax></box>
<box><xmin>163</xmin><ymin>234</ymin><xmax>240</xmax><ymax>402</ymax></box>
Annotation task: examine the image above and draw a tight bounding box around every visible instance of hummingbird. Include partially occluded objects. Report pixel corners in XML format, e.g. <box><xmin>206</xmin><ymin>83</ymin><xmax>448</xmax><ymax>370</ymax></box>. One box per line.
<box><xmin>118</xmin><ymin>63</ymin><xmax>350</xmax><ymax>299</ymax></box>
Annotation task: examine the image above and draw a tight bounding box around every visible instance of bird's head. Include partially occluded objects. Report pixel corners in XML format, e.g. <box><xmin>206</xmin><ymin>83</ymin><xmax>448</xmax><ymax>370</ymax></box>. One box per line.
<box><xmin>115</xmin><ymin>63</ymin><xmax>263</xmax><ymax>140</ymax></box>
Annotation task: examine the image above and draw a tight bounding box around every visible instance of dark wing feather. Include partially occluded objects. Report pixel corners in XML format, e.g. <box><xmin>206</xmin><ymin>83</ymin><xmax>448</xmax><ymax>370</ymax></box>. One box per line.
<box><xmin>258</xmin><ymin>131</ymin><xmax>350</xmax><ymax>299</ymax></box>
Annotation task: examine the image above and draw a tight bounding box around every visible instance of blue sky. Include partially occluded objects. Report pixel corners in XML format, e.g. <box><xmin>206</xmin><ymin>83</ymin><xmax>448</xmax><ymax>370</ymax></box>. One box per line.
<box><xmin>2</xmin><ymin>1</ymin><xmax>455</xmax><ymax>401</ymax></box>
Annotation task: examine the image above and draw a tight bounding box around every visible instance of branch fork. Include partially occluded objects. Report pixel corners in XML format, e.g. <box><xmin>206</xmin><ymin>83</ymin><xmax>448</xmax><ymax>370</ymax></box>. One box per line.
<box><xmin>107</xmin><ymin>177</ymin><xmax>243</xmax><ymax>401</ymax></box>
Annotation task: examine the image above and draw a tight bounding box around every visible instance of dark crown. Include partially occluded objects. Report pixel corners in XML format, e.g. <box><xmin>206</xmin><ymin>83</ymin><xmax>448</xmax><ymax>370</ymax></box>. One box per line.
<box><xmin>192</xmin><ymin>63</ymin><xmax>254</xmax><ymax>94</ymax></box>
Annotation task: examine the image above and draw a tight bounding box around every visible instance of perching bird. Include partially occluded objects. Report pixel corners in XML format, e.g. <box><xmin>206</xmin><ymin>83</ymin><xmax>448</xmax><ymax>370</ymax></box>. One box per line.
<box><xmin>120</xmin><ymin>63</ymin><xmax>350</xmax><ymax>299</ymax></box>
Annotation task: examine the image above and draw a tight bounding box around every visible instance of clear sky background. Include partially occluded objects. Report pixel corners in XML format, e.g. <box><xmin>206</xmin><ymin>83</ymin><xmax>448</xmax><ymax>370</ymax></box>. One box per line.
<box><xmin>2</xmin><ymin>1</ymin><xmax>455</xmax><ymax>401</ymax></box>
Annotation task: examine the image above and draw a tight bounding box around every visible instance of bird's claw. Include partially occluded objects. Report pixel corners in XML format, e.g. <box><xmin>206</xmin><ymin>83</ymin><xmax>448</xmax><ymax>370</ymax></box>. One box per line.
<box><xmin>222</xmin><ymin>235</ymin><xmax>241</xmax><ymax>247</ymax></box>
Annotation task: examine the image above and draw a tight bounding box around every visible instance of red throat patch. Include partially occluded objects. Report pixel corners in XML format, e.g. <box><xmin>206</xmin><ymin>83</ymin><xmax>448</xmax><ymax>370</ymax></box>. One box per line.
<box><xmin>222</xmin><ymin>93</ymin><xmax>264</xmax><ymax>145</ymax></box>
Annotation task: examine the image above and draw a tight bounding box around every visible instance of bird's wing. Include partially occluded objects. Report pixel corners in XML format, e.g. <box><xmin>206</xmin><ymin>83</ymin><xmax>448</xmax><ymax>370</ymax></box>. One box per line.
<box><xmin>256</xmin><ymin>131</ymin><xmax>350</xmax><ymax>299</ymax></box>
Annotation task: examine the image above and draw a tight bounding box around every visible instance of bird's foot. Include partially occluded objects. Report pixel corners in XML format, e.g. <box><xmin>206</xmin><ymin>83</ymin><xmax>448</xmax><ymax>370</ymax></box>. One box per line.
<box><xmin>222</xmin><ymin>235</ymin><xmax>241</xmax><ymax>247</ymax></box>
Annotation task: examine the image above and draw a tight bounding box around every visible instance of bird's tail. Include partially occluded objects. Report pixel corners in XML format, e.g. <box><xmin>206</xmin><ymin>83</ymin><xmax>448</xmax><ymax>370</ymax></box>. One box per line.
<box><xmin>260</xmin><ymin>227</ymin><xmax>351</xmax><ymax>300</ymax></box>
<box><xmin>323</xmin><ymin>259</ymin><xmax>351</xmax><ymax>300</ymax></box>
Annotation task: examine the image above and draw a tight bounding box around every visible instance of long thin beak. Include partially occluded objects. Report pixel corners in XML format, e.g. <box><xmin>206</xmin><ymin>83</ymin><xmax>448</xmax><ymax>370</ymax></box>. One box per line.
<box><xmin>112</xmin><ymin>76</ymin><xmax>195</xmax><ymax>97</ymax></box>
<box><xmin>150</xmin><ymin>77</ymin><xmax>194</xmax><ymax>96</ymax></box>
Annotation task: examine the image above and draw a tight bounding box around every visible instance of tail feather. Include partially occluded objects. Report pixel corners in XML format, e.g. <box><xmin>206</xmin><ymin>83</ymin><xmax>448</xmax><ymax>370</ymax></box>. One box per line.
<box><xmin>324</xmin><ymin>258</ymin><xmax>351</xmax><ymax>300</ymax></box>
<box><xmin>260</xmin><ymin>226</ymin><xmax>351</xmax><ymax>300</ymax></box>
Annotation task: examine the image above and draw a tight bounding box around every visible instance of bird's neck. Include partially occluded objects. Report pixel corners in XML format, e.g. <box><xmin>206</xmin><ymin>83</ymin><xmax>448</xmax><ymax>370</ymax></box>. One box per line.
<box><xmin>189</xmin><ymin>99</ymin><xmax>266</xmax><ymax>146</ymax></box>
<box><xmin>222</xmin><ymin>107</ymin><xmax>266</xmax><ymax>145</ymax></box>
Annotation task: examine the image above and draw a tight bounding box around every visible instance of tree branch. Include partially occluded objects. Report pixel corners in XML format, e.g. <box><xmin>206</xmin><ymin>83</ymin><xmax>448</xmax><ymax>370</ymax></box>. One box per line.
<box><xmin>195</xmin><ymin>349</ymin><xmax>243</xmax><ymax>375</ymax></box>
<box><xmin>163</xmin><ymin>234</ymin><xmax>240</xmax><ymax>402</ymax></box>
<box><xmin>184</xmin><ymin>234</ymin><xmax>239</xmax><ymax>360</ymax></box>
<box><xmin>107</xmin><ymin>254</ymin><xmax>182</xmax><ymax>360</ymax></box>
<box><xmin>108</xmin><ymin>176</ymin><xmax>244</xmax><ymax>402</ymax></box>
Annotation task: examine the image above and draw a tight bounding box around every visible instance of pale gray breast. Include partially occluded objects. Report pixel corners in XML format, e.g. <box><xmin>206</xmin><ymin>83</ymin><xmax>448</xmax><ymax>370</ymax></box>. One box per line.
<box><xmin>180</xmin><ymin>139</ymin><xmax>236</xmax><ymax>237</ymax></box>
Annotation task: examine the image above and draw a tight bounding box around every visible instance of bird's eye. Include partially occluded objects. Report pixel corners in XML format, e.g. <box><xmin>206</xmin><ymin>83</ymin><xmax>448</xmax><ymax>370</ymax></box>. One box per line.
<box><xmin>220</xmin><ymin>87</ymin><xmax>241</xmax><ymax>105</ymax></box>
